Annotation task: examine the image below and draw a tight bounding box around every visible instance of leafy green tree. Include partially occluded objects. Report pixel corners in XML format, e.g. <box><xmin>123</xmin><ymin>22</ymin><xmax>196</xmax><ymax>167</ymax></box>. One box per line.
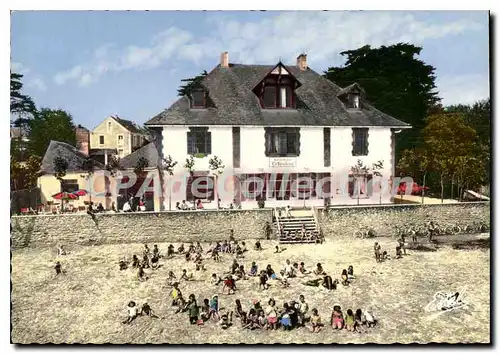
<box><xmin>446</xmin><ymin>99</ymin><xmax>490</xmax><ymax>146</ymax></box>
<box><xmin>183</xmin><ymin>155</ymin><xmax>196</xmax><ymax>204</ymax></box>
<box><xmin>53</xmin><ymin>156</ymin><xmax>68</xmax><ymax>183</ymax></box>
<box><xmin>10</xmin><ymin>155</ymin><xmax>42</xmax><ymax>191</ymax></box>
<box><xmin>350</xmin><ymin>159</ymin><xmax>370</xmax><ymax>205</ymax></box>
<box><xmin>28</xmin><ymin>108</ymin><xmax>77</xmax><ymax>157</ymax></box>
<box><xmin>324</xmin><ymin>43</ymin><xmax>440</xmax><ymax>158</ymax></box>
<box><xmin>177</xmin><ymin>70</ymin><xmax>208</xmax><ymax>97</ymax></box>
<box><xmin>10</xmin><ymin>72</ymin><xmax>37</xmax><ymax>128</ymax></box>
<box><xmin>397</xmin><ymin>148</ymin><xmax>429</xmax><ymax>203</ymax></box>
<box><xmin>80</xmin><ymin>157</ymin><xmax>98</xmax><ymax>202</ymax></box>
<box><xmin>208</xmin><ymin>156</ymin><xmax>225</xmax><ymax>209</ymax></box>
<box><xmin>423</xmin><ymin>113</ymin><xmax>477</xmax><ymax>202</ymax></box>
<box><xmin>162</xmin><ymin>155</ymin><xmax>178</xmax><ymax>211</ymax></box>
<box><xmin>105</xmin><ymin>156</ymin><xmax>121</xmax><ymax>177</ymax></box>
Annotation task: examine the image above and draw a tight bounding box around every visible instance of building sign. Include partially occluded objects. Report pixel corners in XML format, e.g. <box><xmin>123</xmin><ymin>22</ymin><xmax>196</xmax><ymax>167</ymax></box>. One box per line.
<box><xmin>269</xmin><ymin>157</ymin><xmax>297</xmax><ymax>168</ymax></box>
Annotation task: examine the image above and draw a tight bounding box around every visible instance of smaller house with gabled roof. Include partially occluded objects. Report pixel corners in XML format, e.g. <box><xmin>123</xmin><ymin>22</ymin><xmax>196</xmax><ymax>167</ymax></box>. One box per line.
<box><xmin>90</xmin><ymin>115</ymin><xmax>148</xmax><ymax>159</ymax></box>
<box><xmin>145</xmin><ymin>52</ymin><xmax>411</xmax><ymax>208</ymax></box>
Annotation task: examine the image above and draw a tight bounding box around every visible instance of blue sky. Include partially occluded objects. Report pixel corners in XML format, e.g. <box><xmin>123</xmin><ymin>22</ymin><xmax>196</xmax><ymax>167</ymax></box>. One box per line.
<box><xmin>11</xmin><ymin>10</ymin><xmax>489</xmax><ymax>129</ymax></box>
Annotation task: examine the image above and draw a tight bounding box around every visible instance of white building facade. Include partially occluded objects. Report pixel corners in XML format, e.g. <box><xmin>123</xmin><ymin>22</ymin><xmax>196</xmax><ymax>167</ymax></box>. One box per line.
<box><xmin>146</xmin><ymin>53</ymin><xmax>410</xmax><ymax>209</ymax></box>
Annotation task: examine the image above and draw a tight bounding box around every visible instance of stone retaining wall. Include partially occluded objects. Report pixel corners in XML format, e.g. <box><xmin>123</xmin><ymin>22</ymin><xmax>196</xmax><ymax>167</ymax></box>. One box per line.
<box><xmin>11</xmin><ymin>209</ymin><xmax>274</xmax><ymax>249</ymax></box>
<box><xmin>11</xmin><ymin>202</ymin><xmax>490</xmax><ymax>249</ymax></box>
<box><xmin>318</xmin><ymin>202</ymin><xmax>490</xmax><ymax>238</ymax></box>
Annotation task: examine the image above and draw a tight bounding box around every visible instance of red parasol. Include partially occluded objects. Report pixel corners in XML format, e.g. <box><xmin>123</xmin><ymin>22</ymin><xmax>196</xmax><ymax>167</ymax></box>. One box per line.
<box><xmin>52</xmin><ymin>192</ymin><xmax>79</xmax><ymax>200</ymax></box>
<box><xmin>73</xmin><ymin>189</ymin><xmax>88</xmax><ymax>197</ymax></box>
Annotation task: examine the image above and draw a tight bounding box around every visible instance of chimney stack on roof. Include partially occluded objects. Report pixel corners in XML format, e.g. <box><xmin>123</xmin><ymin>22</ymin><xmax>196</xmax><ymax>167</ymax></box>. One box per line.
<box><xmin>297</xmin><ymin>53</ymin><xmax>307</xmax><ymax>71</ymax></box>
<box><xmin>221</xmin><ymin>52</ymin><xmax>229</xmax><ymax>68</ymax></box>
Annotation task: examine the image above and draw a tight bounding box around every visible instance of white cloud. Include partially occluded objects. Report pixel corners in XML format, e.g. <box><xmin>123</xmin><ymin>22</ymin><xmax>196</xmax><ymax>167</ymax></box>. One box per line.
<box><xmin>26</xmin><ymin>77</ymin><xmax>47</xmax><ymax>92</ymax></box>
<box><xmin>11</xmin><ymin>62</ymin><xmax>47</xmax><ymax>92</ymax></box>
<box><xmin>52</xmin><ymin>11</ymin><xmax>485</xmax><ymax>94</ymax></box>
<box><xmin>54</xmin><ymin>65</ymin><xmax>83</xmax><ymax>85</ymax></box>
<box><xmin>436</xmin><ymin>74</ymin><xmax>490</xmax><ymax>106</ymax></box>
<box><xmin>11</xmin><ymin>62</ymin><xmax>30</xmax><ymax>75</ymax></box>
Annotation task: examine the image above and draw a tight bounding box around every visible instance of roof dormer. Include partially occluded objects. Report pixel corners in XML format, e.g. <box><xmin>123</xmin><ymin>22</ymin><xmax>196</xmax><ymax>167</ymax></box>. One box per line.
<box><xmin>252</xmin><ymin>62</ymin><xmax>302</xmax><ymax>109</ymax></box>
<box><xmin>191</xmin><ymin>89</ymin><xmax>206</xmax><ymax>109</ymax></box>
<box><xmin>337</xmin><ymin>83</ymin><xmax>365</xmax><ymax>110</ymax></box>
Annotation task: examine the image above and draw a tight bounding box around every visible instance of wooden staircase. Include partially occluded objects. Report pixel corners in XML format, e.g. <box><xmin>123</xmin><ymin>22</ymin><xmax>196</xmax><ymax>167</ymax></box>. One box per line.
<box><xmin>274</xmin><ymin>208</ymin><xmax>323</xmax><ymax>244</ymax></box>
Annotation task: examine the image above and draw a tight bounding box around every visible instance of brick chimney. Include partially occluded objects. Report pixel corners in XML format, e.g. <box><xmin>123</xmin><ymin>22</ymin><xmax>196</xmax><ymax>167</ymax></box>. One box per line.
<box><xmin>220</xmin><ymin>52</ymin><xmax>229</xmax><ymax>68</ymax></box>
<box><xmin>75</xmin><ymin>125</ymin><xmax>90</xmax><ymax>156</ymax></box>
<box><xmin>297</xmin><ymin>53</ymin><xmax>307</xmax><ymax>71</ymax></box>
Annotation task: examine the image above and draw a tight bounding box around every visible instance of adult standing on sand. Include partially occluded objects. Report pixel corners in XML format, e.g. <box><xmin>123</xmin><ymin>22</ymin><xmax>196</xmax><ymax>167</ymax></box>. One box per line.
<box><xmin>374</xmin><ymin>242</ymin><xmax>381</xmax><ymax>262</ymax></box>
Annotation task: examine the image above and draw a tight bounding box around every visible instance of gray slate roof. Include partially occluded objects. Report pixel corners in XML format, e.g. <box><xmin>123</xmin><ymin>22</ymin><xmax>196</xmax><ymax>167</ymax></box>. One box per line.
<box><xmin>112</xmin><ymin>116</ymin><xmax>142</xmax><ymax>133</ymax></box>
<box><xmin>119</xmin><ymin>142</ymin><xmax>160</xmax><ymax>170</ymax></box>
<box><xmin>40</xmin><ymin>141</ymin><xmax>104</xmax><ymax>174</ymax></box>
<box><xmin>145</xmin><ymin>63</ymin><xmax>410</xmax><ymax>128</ymax></box>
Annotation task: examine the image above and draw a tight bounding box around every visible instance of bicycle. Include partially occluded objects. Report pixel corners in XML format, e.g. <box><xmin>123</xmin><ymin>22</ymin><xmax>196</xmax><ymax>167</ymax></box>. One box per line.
<box><xmin>444</xmin><ymin>224</ymin><xmax>461</xmax><ymax>235</ymax></box>
<box><xmin>353</xmin><ymin>226</ymin><xmax>377</xmax><ymax>239</ymax></box>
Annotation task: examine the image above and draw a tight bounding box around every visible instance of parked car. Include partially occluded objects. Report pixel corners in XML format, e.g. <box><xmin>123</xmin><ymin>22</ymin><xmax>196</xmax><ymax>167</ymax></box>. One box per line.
<box><xmin>397</xmin><ymin>182</ymin><xmax>429</xmax><ymax>196</ymax></box>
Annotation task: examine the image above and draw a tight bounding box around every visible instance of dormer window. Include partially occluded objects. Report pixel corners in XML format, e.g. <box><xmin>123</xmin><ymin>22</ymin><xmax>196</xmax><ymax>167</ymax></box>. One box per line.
<box><xmin>337</xmin><ymin>83</ymin><xmax>364</xmax><ymax>110</ymax></box>
<box><xmin>253</xmin><ymin>63</ymin><xmax>301</xmax><ymax>109</ymax></box>
<box><xmin>191</xmin><ymin>90</ymin><xmax>206</xmax><ymax>108</ymax></box>
<box><xmin>349</xmin><ymin>93</ymin><xmax>360</xmax><ymax>109</ymax></box>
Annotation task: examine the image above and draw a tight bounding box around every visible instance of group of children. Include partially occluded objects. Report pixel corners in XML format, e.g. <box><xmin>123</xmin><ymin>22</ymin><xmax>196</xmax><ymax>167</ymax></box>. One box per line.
<box><xmin>116</xmin><ymin>244</ymin><xmax>162</xmax><ymax>281</ymax></box>
<box><xmin>374</xmin><ymin>240</ymin><xmax>407</xmax><ymax>263</ymax></box>
<box><xmin>161</xmin><ymin>284</ymin><xmax>378</xmax><ymax>334</ymax></box>
<box><xmin>115</xmin><ymin>233</ymin><xmax>380</xmax><ymax>335</ymax></box>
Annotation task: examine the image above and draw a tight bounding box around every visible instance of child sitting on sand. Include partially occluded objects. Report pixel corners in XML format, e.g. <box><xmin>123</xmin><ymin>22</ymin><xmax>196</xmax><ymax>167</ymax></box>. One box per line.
<box><xmin>259</xmin><ymin>270</ymin><xmax>269</xmax><ymax>290</ymax></box>
<box><xmin>364</xmin><ymin>309</ymin><xmax>376</xmax><ymax>327</ymax></box>
<box><xmin>341</xmin><ymin>269</ymin><xmax>349</xmax><ymax>286</ymax></box>
<box><xmin>345</xmin><ymin>309</ymin><xmax>356</xmax><ymax>332</ymax></box>
<box><xmin>211</xmin><ymin>273</ymin><xmax>223</xmax><ymax>286</ymax></box>
<box><xmin>243</xmin><ymin>309</ymin><xmax>259</xmax><ymax>330</ymax></box>
<box><xmin>167</xmin><ymin>244</ymin><xmax>175</xmax><ymax>258</ymax></box>
<box><xmin>257</xmin><ymin>310</ymin><xmax>267</xmax><ymax>329</ymax></box>
<box><xmin>266</xmin><ymin>264</ymin><xmax>277</xmax><ymax>280</ymax></box>
<box><xmin>219</xmin><ymin>311</ymin><xmax>233</xmax><ymax>329</ymax></box>
<box><xmin>266</xmin><ymin>298</ymin><xmax>279</xmax><ymax>330</ymax></box>
<box><xmin>122</xmin><ymin>301</ymin><xmax>139</xmax><ymax>324</ymax></box>
<box><xmin>180</xmin><ymin>269</ymin><xmax>194</xmax><ymax>281</ymax></box>
<box><xmin>177</xmin><ymin>243</ymin><xmax>185</xmax><ymax>254</ymax></box>
<box><xmin>223</xmin><ymin>275</ymin><xmax>237</xmax><ymax>295</ymax></box>
<box><xmin>254</xmin><ymin>241</ymin><xmax>262</xmax><ymax>251</ymax></box>
<box><xmin>279</xmin><ymin>303</ymin><xmax>293</xmax><ymax>331</ymax></box>
<box><xmin>354</xmin><ymin>309</ymin><xmax>366</xmax><ymax>332</ymax></box>
<box><xmin>131</xmin><ymin>255</ymin><xmax>140</xmax><ymax>268</ymax></box>
<box><xmin>248</xmin><ymin>262</ymin><xmax>258</xmax><ymax>277</ymax></box>
<box><xmin>174</xmin><ymin>295</ymin><xmax>187</xmax><ymax>314</ymax></box>
<box><xmin>347</xmin><ymin>265</ymin><xmax>355</xmax><ymax>280</ymax></box>
<box><xmin>396</xmin><ymin>246</ymin><xmax>403</xmax><ymax>259</ymax></box>
<box><xmin>231</xmin><ymin>259</ymin><xmax>239</xmax><ymax>275</ymax></box>
<box><xmin>167</xmin><ymin>271</ymin><xmax>176</xmax><ymax>285</ymax></box>
<box><xmin>310</xmin><ymin>308</ymin><xmax>324</xmax><ymax>333</ymax></box>
<box><xmin>170</xmin><ymin>282</ymin><xmax>182</xmax><ymax>306</ymax></box>
<box><xmin>331</xmin><ymin>305</ymin><xmax>344</xmax><ymax>330</ymax></box>
<box><xmin>314</xmin><ymin>263</ymin><xmax>327</xmax><ymax>276</ymax></box>
<box><xmin>200</xmin><ymin>298</ymin><xmax>210</xmax><ymax>321</ymax></box>
<box><xmin>235</xmin><ymin>265</ymin><xmax>247</xmax><ymax>280</ymax></box>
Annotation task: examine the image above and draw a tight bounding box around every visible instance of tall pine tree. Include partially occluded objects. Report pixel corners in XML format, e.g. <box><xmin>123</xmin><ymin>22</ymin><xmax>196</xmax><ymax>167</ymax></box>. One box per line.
<box><xmin>324</xmin><ymin>43</ymin><xmax>440</xmax><ymax>159</ymax></box>
<box><xmin>177</xmin><ymin>70</ymin><xmax>208</xmax><ymax>97</ymax></box>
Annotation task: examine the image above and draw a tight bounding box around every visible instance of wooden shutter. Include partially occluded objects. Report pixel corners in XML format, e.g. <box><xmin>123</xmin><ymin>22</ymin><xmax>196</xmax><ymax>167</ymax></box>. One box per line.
<box><xmin>293</xmin><ymin>128</ymin><xmax>301</xmax><ymax>156</ymax></box>
<box><xmin>264</xmin><ymin>129</ymin><xmax>271</xmax><ymax>156</ymax></box>
<box><xmin>323</xmin><ymin>128</ymin><xmax>331</xmax><ymax>167</ymax></box>
<box><xmin>187</xmin><ymin>132</ymin><xmax>195</xmax><ymax>154</ymax></box>
<box><xmin>205</xmin><ymin>131</ymin><xmax>212</xmax><ymax>155</ymax></box>
<box><xmin>232</xmin><ymin>127</ymin><xmax>240</xmax><ymax>168</ymax></box>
